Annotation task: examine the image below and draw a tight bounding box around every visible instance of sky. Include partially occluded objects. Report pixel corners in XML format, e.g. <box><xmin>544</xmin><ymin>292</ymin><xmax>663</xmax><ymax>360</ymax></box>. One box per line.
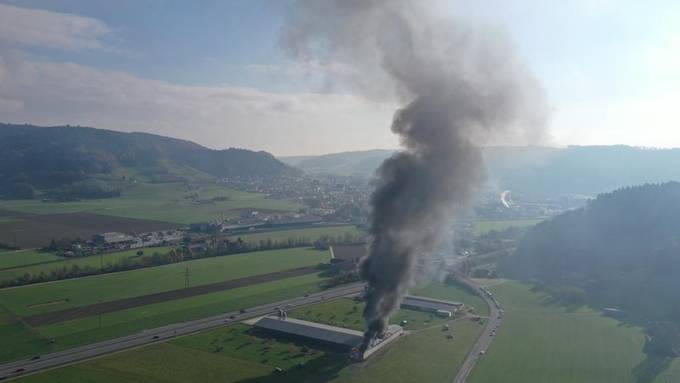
<box><xmin>0</xmin><ymin>0</ymin><xmax>679</xmax><ymax>156</ymax></box>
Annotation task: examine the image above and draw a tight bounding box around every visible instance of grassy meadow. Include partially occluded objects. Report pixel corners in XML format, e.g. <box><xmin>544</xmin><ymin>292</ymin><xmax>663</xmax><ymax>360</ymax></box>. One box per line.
<box><xmin>467</xmin><ymin>281</ymin><xmax>680</xmax><ymax>383</ymax></box>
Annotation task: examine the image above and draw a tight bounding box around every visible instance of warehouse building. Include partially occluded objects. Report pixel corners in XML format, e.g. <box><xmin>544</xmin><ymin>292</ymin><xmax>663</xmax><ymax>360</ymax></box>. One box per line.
<box><xmin>400</xmin><ymin>295</ymin><xmax>462</xmax><ymax>317</ymax></box>
<box><xmin>253</xmin><ymin>316</ymin><xmax>402</xmax><ymax>359</ymax></box>
<box><xmin>254</xmin><ymin>316</ymin><xmax>363</xmax><ymax>351</ymax></box>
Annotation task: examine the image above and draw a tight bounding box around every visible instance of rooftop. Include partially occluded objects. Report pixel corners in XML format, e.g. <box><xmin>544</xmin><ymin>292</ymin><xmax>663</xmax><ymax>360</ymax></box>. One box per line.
<box><xmin>254</xmin><ymin>316</ymin><xmax>364</xmax><ymax>348</ymax></box>
<box><xmin>401</xmin><ymin>295</ymin><xmax>463</xmax><ymax>312</ymax></box>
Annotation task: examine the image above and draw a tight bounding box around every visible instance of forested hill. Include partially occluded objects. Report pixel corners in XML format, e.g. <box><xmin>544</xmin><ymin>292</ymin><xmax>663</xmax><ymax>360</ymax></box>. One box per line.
<box><xmin>505</xmin><ymin>182</ymin><xmax>680</xmax><ymax>356</ymax></box>
<box><xmin>0</xmin><ymin>123</ymin><xmax>301</xmax><ymax>194</ymax></box>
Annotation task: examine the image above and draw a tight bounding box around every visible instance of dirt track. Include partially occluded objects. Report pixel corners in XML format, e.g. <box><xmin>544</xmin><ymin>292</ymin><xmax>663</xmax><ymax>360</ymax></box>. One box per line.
<box><xmin>24</xmin><ymin>266</ymin><xmax>318</xmax><ymax>326</ymax></box>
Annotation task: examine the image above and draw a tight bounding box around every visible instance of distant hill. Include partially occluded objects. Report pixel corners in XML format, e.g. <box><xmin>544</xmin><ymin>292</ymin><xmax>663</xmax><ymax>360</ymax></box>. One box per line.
<box><xmin>0</xmin><ymin>123</ymin><xmax>301</xmax><ymax>198</ymax></box>
<box><xmin>505</xmin><ymin>182</ymin><xmax>680</xmax><ymax>356</ymax></box>
<box><xmin>484</xmin><ymin>145</ymin><xmax>680</xmax><ymax>198</ymax></box>
<box><xmin>278</xmin><ymin>155</ymin><xmax>317</xmax><ymax>167</ymax></box>
<box><xmin>289</xmin><ymin>146</ymin><xmax>680</xmax><ymax>197</ymax></box>
<box><xmin>284</xmin><ymin>149</ymin><xmax>395</xmax><ymax>177</ymax></box>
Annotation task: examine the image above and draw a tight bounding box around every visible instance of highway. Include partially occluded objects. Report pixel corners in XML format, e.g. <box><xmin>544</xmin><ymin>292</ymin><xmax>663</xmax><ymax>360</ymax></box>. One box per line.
<box><xmin>0</xmin><ymin>282</ymin><xmax>365</xmax><ymax>381</ymax></box>
<box><xmin>451</xmin><ymin>275</ymin><xmax>502</xmax><ymax>383</ymax></box>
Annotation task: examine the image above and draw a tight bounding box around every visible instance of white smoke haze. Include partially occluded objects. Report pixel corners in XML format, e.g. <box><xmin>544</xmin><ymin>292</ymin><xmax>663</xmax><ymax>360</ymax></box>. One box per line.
<box><xmin>283</xmin><ymin>0</ymin><xmax>547</xmax><ymax>349</ymax></box>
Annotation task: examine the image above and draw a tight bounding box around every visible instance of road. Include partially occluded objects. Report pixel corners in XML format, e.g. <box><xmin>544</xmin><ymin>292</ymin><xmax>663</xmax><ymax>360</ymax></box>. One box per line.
<box><xmin>452</xmin><ymin>275</ymin><xmax>502</xmax><ymax>383</ymax></box>
<box><xmin>0</xmin><ymin>282</ymin><xmax>365</xmax><ymax>381</ymax></box>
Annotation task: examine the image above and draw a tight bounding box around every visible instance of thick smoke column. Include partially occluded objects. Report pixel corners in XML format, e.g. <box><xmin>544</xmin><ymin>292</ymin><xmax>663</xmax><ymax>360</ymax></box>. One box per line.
<box><xmin>284</xmin><ymin>0</ymin><xmax>546</xmax><ymax>350</ymax></box>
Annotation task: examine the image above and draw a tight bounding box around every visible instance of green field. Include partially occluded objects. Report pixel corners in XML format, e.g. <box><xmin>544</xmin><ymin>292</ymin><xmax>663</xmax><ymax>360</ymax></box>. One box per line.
<box><xmin>17</xmin><ymin>281</ymin><xmax>485</xmax><ymax>383</ymax></box>
<box><xmin>228</xmin><ymin>225</ymin><xmax>364</xmax><ymax>244</ymax></box>
<box><xmin>0</xmin><ymin>182</ymin><xmax>302</xmax><ymax>224</ymax></box>
<box><xmin>473</xmin><ymin>219</ymin><xmax>543</xmax><ymax>236</ymax></box>
<box><xmin>0</xmin><ymin>247</ymin><xmax>329</xmax><ymax>317</ymax></box>
<box><xmin>332</xmin><ymin>319</ymin><xmax>481</xmax><ymax>383</ymax></box>
<box><xmin>1</xmin><ymin>272</ymin><xmax>329</xmax><ymax>363</ymax></box>
<box><xmin>0</xmin><ymin>249</ymin><xmax>61</xmax><ymax>270</ymax></box>
<box><xmin>468</xmin><ymin>281</ymin><xmax>680</xmax><ymax>383</ymax></box>
<box><xmin>0</xmin><ymin>247</ymin><xmax>173</xmax><ymax>283</ymax></box>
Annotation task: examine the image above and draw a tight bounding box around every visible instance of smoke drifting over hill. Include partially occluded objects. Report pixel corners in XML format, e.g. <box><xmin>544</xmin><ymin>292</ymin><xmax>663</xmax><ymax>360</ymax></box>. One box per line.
<box><xmin>283</xmin><ymin>0</ymin><xmax>547</xmax><ymax>349</ymax></box>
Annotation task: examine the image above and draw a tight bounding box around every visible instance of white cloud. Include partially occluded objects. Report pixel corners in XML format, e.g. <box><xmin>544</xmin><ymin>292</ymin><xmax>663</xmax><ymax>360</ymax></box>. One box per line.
<box><xmin>0</xmin><ymin>4</ymin><xmax>110</xmax><ymax>50</ymax></box>
<box><xmin>0</xmin><ymin>57</ymin><xmax>398</xmax><ymax>156</ymax></box>
<box><xmin>0</xmin><ymin>4</ymin><xmax>397</xmax><ymax>156</ymax></box>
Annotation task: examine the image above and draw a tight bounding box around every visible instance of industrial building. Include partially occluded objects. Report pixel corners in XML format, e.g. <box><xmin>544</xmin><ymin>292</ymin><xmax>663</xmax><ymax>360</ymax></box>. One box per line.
<box><xmin>400</xmin><ymin>295</ymin><xmax>463</xmax><ymax>316</ymax></box>
<box><xmin>253</xmin><ymin>316</ymin><xmax>403</xmax><ymax>359</ymax></box>
<box><xmin>93</xmin><ymin>232</ymin><xmax>134</xmax><ymax>246</ymax></box>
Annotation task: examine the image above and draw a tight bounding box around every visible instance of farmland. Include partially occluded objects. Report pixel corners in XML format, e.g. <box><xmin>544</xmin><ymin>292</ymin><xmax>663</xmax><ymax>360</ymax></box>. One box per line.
<box><xmin>1</xmin><ymin>272</ymin><xmax>329</xmax><ymax>364</ymax></box>
<box><xmin>0</xmin><ymin>182</ymin><xmax>301</xmax><ymax>225</ymax></box>
<box><xmin>467</xmin><ymin>281</ymin><xmax>680</xmax><ymax>383</ymax></box>
<box><xmin>0</xmin><ymin>212</ymin><xmax>179</xmax><ymax>249</ymax></box>
<box><xmin>0</xmin><ymin>246</ymin><xmax>336</xmax><ymax>363</ymax></box>
<box><xmin>25</xmin><ymin>267</ymin><xmax>318</xmax><ymax>326</ymax></box>
<box><xmin>228</xmin><ymin>225</ymin><xmax>364</xmax><ymax>244</ymax></box>
<box><xmin>473</xmin><ymin>219</ymin><xmax>543</xmax><ymax>236</ymax></box>
<box><xmin>0</xmin><ymin>248</ymin><xmax>330</xmax><ymax>317</ymax></box>
<box><xmin>15</xmin><ymin>281</ymin><xmax>485</xmax><ymax>383</ymax></box>
<box><xmin>0</xmin><ymin>247</ymin><xmax>173</xmax><ymax>284</ymax></box>
<box><xmin>0</xmin><ymin>250</ymin><xmax>61</xmax><ymax>269</ymax></box>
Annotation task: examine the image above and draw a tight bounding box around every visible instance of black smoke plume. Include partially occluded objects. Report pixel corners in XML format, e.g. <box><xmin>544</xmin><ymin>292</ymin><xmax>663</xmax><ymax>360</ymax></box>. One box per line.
<box><xmin>283</xmin><ymin>0</ymin><xmax>547</xmax><ymax>350</ymax></box>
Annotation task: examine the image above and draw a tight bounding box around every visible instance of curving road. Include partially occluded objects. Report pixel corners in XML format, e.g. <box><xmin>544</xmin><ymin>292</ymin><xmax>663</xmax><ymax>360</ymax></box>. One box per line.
<box><xmin>0</xmin><ymin>283</ymin><xmax>365</xmax><ymax>381</ymax></box>
<box><xmin>452</xmin><ymin>274</ymin><xmax>502</xmax><ymax>383</ymax></box>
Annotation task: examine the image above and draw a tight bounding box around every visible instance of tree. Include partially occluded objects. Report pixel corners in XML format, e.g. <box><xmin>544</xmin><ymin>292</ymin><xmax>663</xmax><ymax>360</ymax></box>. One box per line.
<box><xmin>9</xmin><ymin>182</ymin><xmax>35</xmax><ymax>199</ymax></box>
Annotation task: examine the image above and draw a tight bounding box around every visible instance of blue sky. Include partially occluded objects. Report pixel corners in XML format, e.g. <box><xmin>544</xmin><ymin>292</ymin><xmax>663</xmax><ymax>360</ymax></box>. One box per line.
<box><xmin>1</xmin><ymin>0</ymin><xmax>291</xmax><ymax>88</ymax></box>
<box><xmin>0</xmin><ymin>0</ymin><xmax>679</xmax><ymax>155</ymax></box>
